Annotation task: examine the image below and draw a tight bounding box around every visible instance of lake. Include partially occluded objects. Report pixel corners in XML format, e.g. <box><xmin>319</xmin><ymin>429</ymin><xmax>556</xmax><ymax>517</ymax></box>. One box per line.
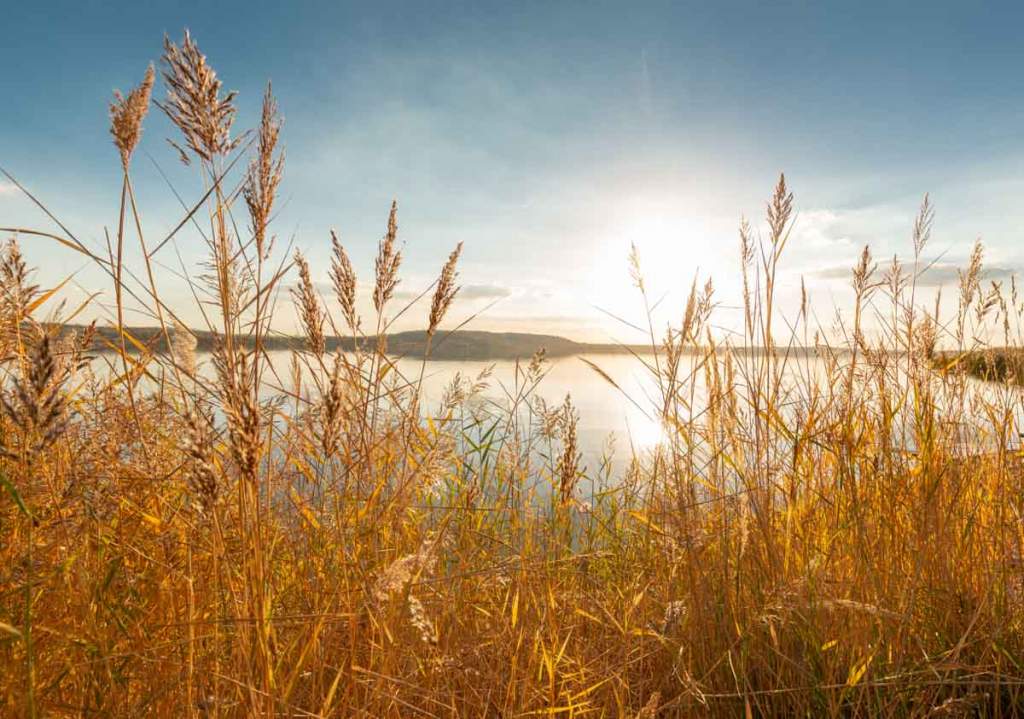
<box><xmin>90</xmin><ymin>349</ymin><xmax>1024</xmax><ymax>474</ymax></box>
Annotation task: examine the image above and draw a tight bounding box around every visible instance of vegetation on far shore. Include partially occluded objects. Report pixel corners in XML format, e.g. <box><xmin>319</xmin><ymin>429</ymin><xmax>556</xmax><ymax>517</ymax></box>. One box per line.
<box><xmin>938</xmin><ymin>348</ymin><xmax>1024</xmax><ymax>386</ymax></box>
<box><xmin>51</xmin><ymin>323</ymin><xmax>837</xmax><ymax>361</ymax></box>
<box><xmin>3</xmin><ymin>31</ymin><xmax>1024</xmax><ymax>718</ymax></box>
<box><xmin>47</xmin><ymin>324</ymin><xmax>639</xmax><ymax>360</ymax></box>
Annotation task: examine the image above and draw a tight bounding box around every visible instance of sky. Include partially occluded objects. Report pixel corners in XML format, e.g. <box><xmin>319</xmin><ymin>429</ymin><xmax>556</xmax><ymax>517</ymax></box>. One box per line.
<box><xmin>3</xmin><ymin>1</ymin><xmax>1024</xmax><ymax>342</ymax></box>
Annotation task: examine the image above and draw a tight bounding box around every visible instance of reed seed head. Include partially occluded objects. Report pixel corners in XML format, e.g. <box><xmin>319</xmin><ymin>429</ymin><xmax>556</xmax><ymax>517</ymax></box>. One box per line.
<box><xmin>243</xmin><ymin>83</ymin><xmax>283</xmax><ymax>258</ymax></box>
<box><xmin>373</xmin><ymin>201</ymin><xmax>402</xmax><ymax>313</ymax></box>
<box><xmin>913</xmin><ymin>193</ymin><xmax>934</xmax><ymax>258</ymax></box>
<box><xmin>329</xmin><ymin>230</ymin><xmax>359</xmax><ymax>333</ymax></box>
<box><xmin>171</xmin><ymin>319</ymin><xmax>198</xmax><ymax>377</ymax></box>
<box><xmin>0</xmin><ymin>334</ymin><xmax>72</xmax><ymax>459</ymax></box>
<box><xmin>767</xmin><ymin>172</ymin><xmax>794</xmax><ymax>244</ymax></box>
<box><xmin>159</xmin><ymin>30</ymin><xmax>239</xmax><ymax>164</ymax></box>
<box><xmin>428</xmin><ymin>242</ymin><xmax>462</xmax><ymax>336</ymax></box>
<box><xmin>109</xmin><ymin>65</ymin><xmax>155</xmax><ymax>169</ymax></box>
<box><xmin>293</xmin><ymin>251</ymin><xmax>326</xmax><ymax>356</ymax></box>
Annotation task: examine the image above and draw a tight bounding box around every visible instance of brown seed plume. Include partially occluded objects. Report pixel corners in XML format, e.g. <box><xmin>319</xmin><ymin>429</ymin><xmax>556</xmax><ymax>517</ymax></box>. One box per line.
<box><xmin>184</xmin><ymin>405</ymin><xmax>218</xmax><ymax>512</ymax></box>
<box><xmin>159</xmin><ymin>30</ymin><xmax>239</xmax><ymax>164</ymax></box>
<box><xmin>0</xmin><ymin>334</ymin><xmax>71</xmax><ymax>459</ymax></box>
<box><xmin>428</xmin><ymin>242</ymin><xmax>462</xmax><ymax>336</ymax></box>
<box><xmin>243</xmin><ymin>83</ymin><xmax>283</xmax><ymax>258</ymax></box>
<box><xmin>767</xmin><ymin>172</ymin><xmax>794</xmax><ymax>245</ymax></box>
<box><xmin>330</xmin><ymin>230</ymin><xmax>359</xmax><ymax>333</ymax></box>
<box><xmin>109</xmin><ymin>65</ymin><xmax>155</xmax><ymax>169</ymax></box>
<box><xmin>373</xmin><ymin>201</ymin><xmax>402</xmax><ymax>313</ymax></box>
<box><xmin>171</xmin><ymin>319</ymin><xmax>198</xmax><ymax>377</ymax></box>
<box><xmin>1</xmin><ymin>238</ymin><xmax>38</xmax><ymax>323</ymax></box>
<box><xmin>556</xmin><ymin>394</ymin><xmax>581</xmax><ymax>504</ymax></box>
<box><xmin>293</xmin><ymin>251</ymin><xmax>326</xmax><ymax>356</ymax></box>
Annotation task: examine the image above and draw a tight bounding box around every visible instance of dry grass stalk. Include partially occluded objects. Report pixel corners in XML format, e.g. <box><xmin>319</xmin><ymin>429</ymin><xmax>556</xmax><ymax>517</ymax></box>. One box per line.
<box><xmin>0</xmin><ymin>334</ymin><xmax>71</xmax><ymax>460</ymax></box>
<box><xmin>184</xmin><ymin>405</ymin><xmax>218</xmax><ymax>511</ymax></box>
<box><xmin>109</xmin><ymin>65</ymin><xmax>154</xmax><ymax>169</ymax></box>
<box><xmin>293</xmin><ymin>250</ymin><xmax>326</xmax><ymax>356</ymax></box>
<box><xmin>243</xmin><ymin>83</ymin><xmax>283</xmax><ymax>259</ymax></box>
<box><xmin>8</xmin><ymin>33</ymin><xmax>1024</xmax><ymax>719</ymax></box>
<box><xmin>329</xmin><ymin>230</ymin><xmax>359</xmax><ymax>333</ymax></box>
<box><xmin>373</xmin><ymin>201</ymin><xmax>402</xmax><ymax>313</ymax></box>
<box><xmin>170</xmin><ymin>319</ymin><xmax>197</xmax><ymax>377</ymax></box>
<box><xmin>428</xmin><ymin>242</ymin><xmax>462</xmax><ymax>336</ymax></box>
<box><xmin>555</xmin><ymin>394</ymin><xmax>581</xmax><ymax>503</ymax></box>
<box><xmin>159</xmin><ymin>30</ymin><xmax>239</xmax><ymax>164</ymax></box>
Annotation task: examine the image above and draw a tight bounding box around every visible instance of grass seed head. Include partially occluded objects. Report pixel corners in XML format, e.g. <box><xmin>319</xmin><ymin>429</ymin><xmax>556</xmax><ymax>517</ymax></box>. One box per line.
<box><xmin>109</xmin><ymin>65</ymin><xmax>155</xmax><ymax>169</ymax></box>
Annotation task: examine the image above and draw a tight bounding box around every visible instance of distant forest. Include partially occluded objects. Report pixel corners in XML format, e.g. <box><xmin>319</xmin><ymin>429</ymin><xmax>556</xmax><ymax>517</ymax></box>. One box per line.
<box><xmin>53</xmin><ymin>325</ymin><xmax>834</xmax><ymax>360</ymax></box>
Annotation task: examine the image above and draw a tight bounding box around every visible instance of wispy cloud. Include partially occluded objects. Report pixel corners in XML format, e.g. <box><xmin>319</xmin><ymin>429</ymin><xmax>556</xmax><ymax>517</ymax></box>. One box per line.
<box><xmin>457</xmin><ymin>283</ymin><xmax>513</xmax><ymax>300</ymax></box>
<box><xmin>312</xmin><ymin>281</ymin><xmax>513</xmax><ymax>303</ymax></box>
<box><xmin>812</xmin><ymin>261</ymin><xmax>1021</xmax><ymax>287</ymax></box>
<box><xmin>391</xmin><ymin>282</ymin><xmax>513</xmax><ymax>302</ymax></box>
<box><xmin>790</xmin><ymin>209</ymin><xmax>854</xmax><ymax>251</ymax></box>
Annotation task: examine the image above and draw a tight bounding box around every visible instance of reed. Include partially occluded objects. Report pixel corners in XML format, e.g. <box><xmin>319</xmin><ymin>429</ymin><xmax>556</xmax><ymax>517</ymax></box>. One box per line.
<box><xmin>3</xmin><ymin>31</ymin><xmax>1024</xmax><ymax>718</ymax></box>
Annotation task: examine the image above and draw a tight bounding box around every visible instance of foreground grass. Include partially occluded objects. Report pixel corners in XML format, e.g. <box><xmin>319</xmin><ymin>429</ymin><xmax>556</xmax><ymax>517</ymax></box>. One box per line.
<box><xmin>3</xmin><ymin>31</ymin><xmax>1024</xmax><ymax>718</ymax></box>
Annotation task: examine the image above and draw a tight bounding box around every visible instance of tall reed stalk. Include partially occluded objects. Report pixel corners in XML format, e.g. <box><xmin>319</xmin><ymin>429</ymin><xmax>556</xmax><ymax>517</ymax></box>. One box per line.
<box><xmin>3</xmin><ymin>32</ymin><xmax>1024</xmax><ymax>718</ymax></box>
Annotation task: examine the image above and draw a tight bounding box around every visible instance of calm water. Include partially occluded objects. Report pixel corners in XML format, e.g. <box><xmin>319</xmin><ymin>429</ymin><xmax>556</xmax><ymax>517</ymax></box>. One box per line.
<box><xmin>218</xmin><ymin>351</ymin><xmax>824</xmax><ymax>466</ymax></box>
<box><xmin>392</xmin><ymin>353</ymin><xmax>668</xmax><ymax>458</ymax></box>
<box><xmin>92</xmin><ymin>350</ymin><xmax>1024</xmax><ymax>470</ymax></box>
<box><xmin>270</xmin><ymin>352</ymin><xmax>673</xmax><ymax>464</ymax></box>
<box><xmin>96</xmin><ymin>350</ymin><xmax>677</xmax><ymax>465</ymax></box>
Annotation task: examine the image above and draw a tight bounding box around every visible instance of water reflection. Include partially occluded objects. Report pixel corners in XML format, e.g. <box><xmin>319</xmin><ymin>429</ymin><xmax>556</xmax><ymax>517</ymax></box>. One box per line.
<box><xmin>88</xmin><ymin>349</ymin><xmax>1024</xmax><ymax>469</ymax></box>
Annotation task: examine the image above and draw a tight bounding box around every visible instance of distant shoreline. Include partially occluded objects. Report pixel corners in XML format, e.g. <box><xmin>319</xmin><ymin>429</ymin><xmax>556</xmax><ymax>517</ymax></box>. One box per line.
<box><xmin>56</xmin><ymin>324</ymin><xmax>839</xmax><ymax>361</ymax></box>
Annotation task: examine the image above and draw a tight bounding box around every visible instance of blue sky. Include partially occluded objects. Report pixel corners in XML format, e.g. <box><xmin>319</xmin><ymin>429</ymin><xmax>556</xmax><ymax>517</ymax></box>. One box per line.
<box><xmin>3</xmin><ymin>1</ymin><xmax>1024</xmax><ymax>340</ymax></box>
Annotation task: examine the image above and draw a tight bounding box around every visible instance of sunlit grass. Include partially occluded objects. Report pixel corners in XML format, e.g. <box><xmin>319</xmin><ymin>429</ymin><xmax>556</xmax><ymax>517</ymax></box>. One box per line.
<box><xmin>2</xmin><ymin>31</ymin><xmax>1024</xmax><ymax>718</ymax></box>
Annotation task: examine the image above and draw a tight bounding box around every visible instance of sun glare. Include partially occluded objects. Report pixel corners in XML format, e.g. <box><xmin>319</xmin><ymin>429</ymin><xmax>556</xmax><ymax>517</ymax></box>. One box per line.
<box><xmin>625</xmin><ymin>411</ymin><xmax>666</xmax><ymax>450</ymax></box>
<box><xmin>589</xmin><ymin>205</ymin><xmax>717</xmax><ymax>320</ymax></box>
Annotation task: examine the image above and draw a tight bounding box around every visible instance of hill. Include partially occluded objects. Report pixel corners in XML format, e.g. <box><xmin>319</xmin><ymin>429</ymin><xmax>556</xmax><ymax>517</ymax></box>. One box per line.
<box><xmin>54</xmin><ymin>324</ymin><xmax>654</xmax><ymax>360</ymax></box>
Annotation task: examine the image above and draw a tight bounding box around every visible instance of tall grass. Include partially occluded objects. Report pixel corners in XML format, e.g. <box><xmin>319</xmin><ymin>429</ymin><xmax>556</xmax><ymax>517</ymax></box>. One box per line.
<box><xmin>2</xmin><ymin>32</ymin><xmax>1024</xmax><ymax>717</ymax></box>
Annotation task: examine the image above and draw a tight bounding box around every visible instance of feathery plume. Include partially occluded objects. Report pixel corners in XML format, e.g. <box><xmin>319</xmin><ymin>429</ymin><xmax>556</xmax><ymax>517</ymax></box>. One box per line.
<box><xmin>171</xmin><ymin>319</ymin><xmax>197</xmax><ymax>377</ymax></box>
<box><xmin>912</xmin><ymin>193</ymin><xmax>934</xmax><ymax>258</ymax></box>
<box><xmin>159</xmin><ymin>30</ymin><xmax>239</xmax><ymax>164</ymax></box>
<box><xmin>628</xmin><ymin>242</ymin><xmax>644</xmax><ymax>291</ymax></box>
<box><xmin>428</xmin><ymin>242</ymin><xmax>462</xmax><ymax>336</ymax></box>
<box><xmin>958</xmin><ymin>239</ymin><xmax>984</xmax><ymax>311</ymax></box>
<box><xmin>329</xmin><ymin>230</ymin><xmax>359</xmax><ymax>333</ymax></box>
<box><xmin>852</xmin><ymin>245</ymin><xmax>877</xmax><ymax>297</ymax></box>
<box><xmin>634</xmin><ymin>692</ymin><xmax>661</xmax><ymax>719</ymax></box>
<box><xmin>556</xmin><ymin>394</ymin><xmax>582</xmax><ymax>503</ymax></box>
<box><xmin>184</xmin><ymin>405</ymin><xmax>218</xmax><ymax>512</ymax></box>
<box><xmin>0</xmin><ymin>334</ymin><xmax>72</xmax><ymax>459</ymax></box>
<box><xmin>109</xmin><ymin>65</ymin><xmax>155</xmax><ymax>169</ymax></box>
<box><xmin>243</xmin><ymin>83</ymin><xmax>283</xmax><ymax>258</ymax></box>
<box><xmin>293</xmin><ymin>251</ymin><xmax>326</xmax><ymax>356</ymax></box>
<box><xmin>373</xmin><ymin>201</ymin><xmax>402</xmax><ymax>313</ymax></box>
<box><xmin>0</xmin><ymin>238</ymin><xmax>38</xmax><ymax>325</ymax></box>
<box><xmin>317</xmin><ymin>356</ymin><xmax>344</xmax><ymax>458</ymax></box>
<box><xmin>767</xmin><ymin>173</ymin><xmax>794</xmax><ymax>245</ymax></box>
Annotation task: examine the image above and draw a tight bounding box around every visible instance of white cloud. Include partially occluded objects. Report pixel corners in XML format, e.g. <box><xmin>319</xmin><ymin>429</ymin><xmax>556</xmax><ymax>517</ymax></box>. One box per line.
<box><xmin>791</xmin><ymin>208</ymin><xmax>853</xmax><ymax>251</ymax></box>
<box><xmin>813</xmin><ymin>260</ymin><xmax>1021</xmax><ymax>288</ymax></box>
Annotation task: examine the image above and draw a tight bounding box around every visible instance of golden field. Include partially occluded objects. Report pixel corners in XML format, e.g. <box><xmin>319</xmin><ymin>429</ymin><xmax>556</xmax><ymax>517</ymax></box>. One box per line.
<box><xmin>3</xmin><ymin>32</ymin><xmax>1024</xmax><ymax>717</ymax></box>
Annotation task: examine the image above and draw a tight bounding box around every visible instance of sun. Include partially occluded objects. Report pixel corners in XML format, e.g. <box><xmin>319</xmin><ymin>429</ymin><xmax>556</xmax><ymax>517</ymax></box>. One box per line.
<box><xmin>586</xmin><ymin>210</ymin><xmax>694</xmax><ymax>328</ymax></box>
<box><xmin>625</xmin><ymin>411</ymin><xmax>666</xmax><ymax>451</ymax></box>
<box><xmin>586</xmin><ymin>201</ymin><xmax>739</xmax><ymax>340</ymax></box>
